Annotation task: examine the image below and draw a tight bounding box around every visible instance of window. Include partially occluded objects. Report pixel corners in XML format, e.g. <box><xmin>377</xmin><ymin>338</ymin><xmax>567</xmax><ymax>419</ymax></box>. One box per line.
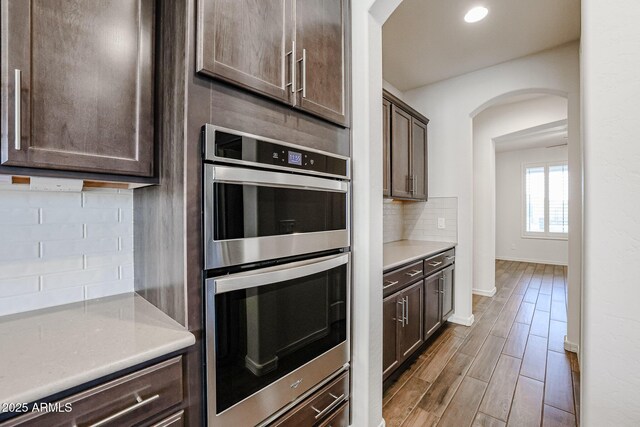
<box><xmin>524</xmin><ymin>162</ymin><xmax>568</xmax><ymax>238</ymax></box>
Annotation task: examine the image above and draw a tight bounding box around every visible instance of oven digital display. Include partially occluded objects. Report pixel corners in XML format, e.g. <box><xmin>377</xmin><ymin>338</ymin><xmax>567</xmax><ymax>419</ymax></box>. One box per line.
<box><xmin>288</xmin><ymin>151</ymin><xmax>302</xmax><ymax>166</ymax></box>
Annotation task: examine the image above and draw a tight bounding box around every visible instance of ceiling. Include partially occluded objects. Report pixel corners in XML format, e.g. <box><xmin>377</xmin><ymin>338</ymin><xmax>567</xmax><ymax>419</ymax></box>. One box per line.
<box><xmin>382</xmin><ymin>0</ymin><xmax>581</xmax><ymax>91</ymax></box>
<box><xmin>494</xmin><ymin>120</ymin><xmax>568</xmax><ymax>153</ymax></box>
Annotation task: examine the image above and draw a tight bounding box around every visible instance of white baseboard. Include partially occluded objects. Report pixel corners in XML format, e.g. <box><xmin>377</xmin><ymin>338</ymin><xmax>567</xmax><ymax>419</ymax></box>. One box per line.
<box><xmin>564</xmin><ymin>336</ymin><xmax>579</xmax><ymax>353</ymax></box>
<box><xmin>473</xmin><ymin>287</ymin><xmax>497</xmax><ymax>297</ymax></box>
<box><xmin>496</xmin><ymin>256</ymin><xmax>567</xmax><ymax>266</ymax></box>
<box><xmin>447</xmin><ymin>313</ymin><xmax>475</xmax><ymax>326</ymax></box>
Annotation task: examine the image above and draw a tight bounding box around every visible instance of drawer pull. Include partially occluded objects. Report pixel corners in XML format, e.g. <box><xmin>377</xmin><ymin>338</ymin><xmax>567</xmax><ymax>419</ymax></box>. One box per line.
<box><xmin>445</xmin><ymin>256</ymin><xmax>455</xmax><ymax>261</ymax></box>
<box><xmin>405</xmin><ymin>269</ymin><xmax>423</xmax><ymax>277</ymax></box>
<box><xmin>88</xmin><ymin>394</ymin><xmax>160</xmax><ymax>427</ymax></box>
<box><xmin>383</xmin><ymin>280</ymin><xmax>399</xmax><ymax>289</ymax></box>
<box><xmin>427</xmin><ymin>261</ymin><xmax>442</xmax><ymax>267</ymax></box>
<box><xmin>311</xmin><ymin>393</ymin><xmax>345</xmax><ymax>420</ymax></box>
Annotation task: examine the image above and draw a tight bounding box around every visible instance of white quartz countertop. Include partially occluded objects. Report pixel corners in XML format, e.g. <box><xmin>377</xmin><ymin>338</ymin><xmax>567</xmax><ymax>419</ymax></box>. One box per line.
<box><xmin>384</xmin><ymin>240</ymin><xmax>457</xmax><ymax>271</ymax></box>
<box><xmin>0</xmin><ymin>293</ymin><xmax>195</xmax><ymax>406</ymax></box>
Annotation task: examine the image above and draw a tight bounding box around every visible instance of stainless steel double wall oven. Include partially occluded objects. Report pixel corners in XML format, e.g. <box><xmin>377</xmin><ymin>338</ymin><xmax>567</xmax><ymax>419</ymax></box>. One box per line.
<box><xmin>202</xmin><ymin>125</ymin><xmax>351</xmax><ymax>426</ymax></box>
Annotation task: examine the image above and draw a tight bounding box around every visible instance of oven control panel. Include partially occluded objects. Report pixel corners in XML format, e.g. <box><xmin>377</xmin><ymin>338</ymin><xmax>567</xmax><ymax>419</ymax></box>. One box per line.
<box><xmin>205</xmin><ymin>126</ymin><xmax>349</xmax><ymax>179</ymax></box>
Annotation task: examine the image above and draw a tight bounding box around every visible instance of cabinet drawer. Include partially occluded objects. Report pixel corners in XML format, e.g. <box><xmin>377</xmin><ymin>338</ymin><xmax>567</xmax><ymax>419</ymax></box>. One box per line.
<box><xmin>149</xmin><ymin>410</ymin><xmax>184</xmax><ymax>427</ymax></box>
<box><xmin>4</xmin><ymin>357</ymin><xmax>183</xmax><ymax>427</ymax></box>
<box><xmin>318</xmin><ymin>402</ymin><xmax>349</xmax><ymax>427</ymax></box>
<box><xmin>272</xmin><ymin>371</ymin><xmax>349</xmax><ymax>427</ymax></box>
<box><xmin>383</xmin><ymin>261</ymin><xmax>424</xmax><ymax>297</ymax></box>
<box><xmin>424</xmin><ymin>249</ymin><xmax>455</xmax><ymax>276</ymax></box>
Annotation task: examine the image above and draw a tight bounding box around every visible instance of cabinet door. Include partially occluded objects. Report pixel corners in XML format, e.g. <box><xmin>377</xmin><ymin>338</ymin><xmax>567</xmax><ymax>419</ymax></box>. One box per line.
<box><xmin>197</xmin><ymin>0</ymin><xmax>293</xmax><ymax>103</ymax></box>
<box><xmin>424</xmin><ymin>273</ymin><xmax>442</xmax><ymax>339</ymax></box>
<box><xmin>411</xmin><ymin>118</ymin><xmax>428</xmax><ymax>200</ymax></box>
<box><xmin>390</xmin><ymin>106</ymin><xmax>412</xmax><ymax>199</ymax></box>
<box><xmin>441</xmin><ymin>265</ymin><xmax>454</xmax><ymax>322</ymax></box>
<box><xmin>382</xmin><ymin>294</ymin><xmax>400</xmax><ymax>379</ymax></box>
<box><xmin>398</xmin><ymin>281</ymin><xmax>424</xmax><ymax>360</ymax></box>
<box><xmin>294</xmin><ymin>0</ymin><xmax>349</xmax><ymax>126</ymax></box>
<box><xmin>1</xmin><ymin>0</ymin><xmax>155</xmax><ymax>177</ymax></box>
<box><xmin>383</xmin><ymin>98</ymin><xmax>391</xmax><ymax>197</ymax></box>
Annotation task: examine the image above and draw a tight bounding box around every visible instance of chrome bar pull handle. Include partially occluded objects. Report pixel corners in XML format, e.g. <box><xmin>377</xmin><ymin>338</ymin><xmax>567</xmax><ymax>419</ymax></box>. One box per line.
<box><xmin>14</xmin><ymin>69</ymin><xmax>21</xmax><ymax>150</ymax></box>
<box><xmin>404</xmin><ymin>296</ymin><xmax>409</xmax><ymax>325</ymax></box>
<box><xmin>428</xmin><ymin>261</ymin><xmax>442</xmax><ymax>267</ymax></box>
<box><xmin>406</xmin><ymin>269</ymin><xmax>423</xmax><ymax>277</ymax></box>
<box><xmin>301</xmin><ymin>48</ymin><xmax>307</xmax><ymax>98</ymax></box>
<box><xmin>311</xmin><ymin>393</ymin><xmax>345</xmax><ymax>420</ymax></box>
<box><xmin>286</xmin><ymin>41</ymin><xmax>296</xmax><ymax>93</ymax></box>
<box><xmin>398</xmin><ymin>299</ymin><xmax>405</xmax><ymax>326</ymax></box>
<box><xmin>88</xmin><ymin>394</ymin><xmax>159</xmax><ymax>427</ymax></box>
<box><xmin>383</xmin><ymin>280</ymin><xmax>399</xmax><ymax>289</ymax></box>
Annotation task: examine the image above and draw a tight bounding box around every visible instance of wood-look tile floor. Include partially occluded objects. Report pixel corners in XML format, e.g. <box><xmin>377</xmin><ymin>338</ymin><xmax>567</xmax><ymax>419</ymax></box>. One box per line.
<box><xmin>383</xmin><ymin>261</ymin><xmax>580</xmax><ymax>427</ymax></box>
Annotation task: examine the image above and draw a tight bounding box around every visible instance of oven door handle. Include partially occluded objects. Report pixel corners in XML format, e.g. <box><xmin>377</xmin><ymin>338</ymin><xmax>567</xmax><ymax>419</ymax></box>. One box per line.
<box><xmin>209</xmin><ymin>165</ymin><xmax>348</xmax><ymax>193</ymax></box>
<box><xmin>211</xmin><ymin>253</ymin><xmax>349</xmax><ymax>294</ymax></box>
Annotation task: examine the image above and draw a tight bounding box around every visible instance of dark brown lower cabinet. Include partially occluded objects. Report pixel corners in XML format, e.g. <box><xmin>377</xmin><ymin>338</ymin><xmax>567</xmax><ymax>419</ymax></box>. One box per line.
<box><xmin>441</xmin><ymin>265</ymin><xmax>455</xmax><ymax>322</ymax></box>
<box><xmin>383</xmin><ymin>294</ymin><xmax>400</xmax><ymax>378</ymax></box>
<box><xmin>270</xmin><ymin>371</ymin><xmax>349</xmax><ymax>426</ymax></box>
<box><xmin>383</xmin><ymin>248</ymin><xmax>455</xmax><ymax>381</ymax></box>
<box><xmin>150</xmin><ymin>410</ymin><xmax>185</xmax><ymax>427</ymax></box>
<box><xmin>1</xmin><ymin>357</ymin><xmax>184</xmax><ymax>427</ymax></box>
<box><xmin>318</xmin><ymin>402</ymin><xmax>349</xmax><ymax>427</ymax></box>
<box><xmin>383</xmin><ymin>280</ymin><xmax>424</xmax><ymax>380</ymax></box>
<box><xmin>424</xmin><ymin>273</ymin><xmax>442</xmax><ymax>339</ymax></box>
<box><xmin>398</xmin><ymin>281</ymin><xmax>424</xmax><ymax>359</ymax></box>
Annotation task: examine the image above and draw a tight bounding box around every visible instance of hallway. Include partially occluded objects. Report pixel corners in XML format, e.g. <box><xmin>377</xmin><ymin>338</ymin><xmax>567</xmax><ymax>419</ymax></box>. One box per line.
<box><xmin>383</xmin><ymin>260</ymin><xmax>579</xmax><ymax>427</ymax></box>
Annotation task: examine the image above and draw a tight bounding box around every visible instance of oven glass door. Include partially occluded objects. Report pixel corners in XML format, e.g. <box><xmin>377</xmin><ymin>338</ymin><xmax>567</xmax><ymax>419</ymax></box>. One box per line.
<box><xmin>204</xmin><ymin>165</ymin><xmax>350</xmax><ymax>269</ymax></box>
<box><xmin>207</xmin><ymin>254</ymin><xmax>349</xmax><ymax>416</ymax></box>
<box><xmin>214</xmin><ymin>183</ymin><xmax>346</xmax><ymax>240</ymax></box>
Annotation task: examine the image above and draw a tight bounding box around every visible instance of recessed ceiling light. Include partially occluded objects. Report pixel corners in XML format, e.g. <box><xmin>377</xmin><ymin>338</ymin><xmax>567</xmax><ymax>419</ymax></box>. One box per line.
<box><xmin>464</xmin><ymin>6</ymin><xmax>488</xmax><ymax>23</ymax></box>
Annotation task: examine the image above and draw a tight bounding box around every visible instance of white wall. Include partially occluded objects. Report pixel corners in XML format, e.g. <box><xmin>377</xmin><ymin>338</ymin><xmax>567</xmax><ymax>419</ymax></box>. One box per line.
<box><xmin>581</xmin><ymin>1</ymin><xmax>640</xmax><ymax>425</ymax></box>
<box><xmin>473</xmin><ymin>95</ymin><xmax>568</xmax><ymax>294</ymax></box>
<box><xmin>403</xmin><ymin>41</ymin><xmax>581</xmax><ymax>340</ymax></box>
<box><xmin>0</xmin><ymin>185</ymin><xmax>134</xmax><ymax>316</ymax></box>
<box><xmin>382</xmin><ymin>79</ymin><xmax>404</xmax><ymax>100</ymax></box>
<box><xmin>496</xmin><ymin>146</ymin><xmax>568</xmax><ymax>265</ymax></box>
<box><xmin>350</xmin><ymin>1</ymin><xmax>400</xmax><ymax>426</ymax></box>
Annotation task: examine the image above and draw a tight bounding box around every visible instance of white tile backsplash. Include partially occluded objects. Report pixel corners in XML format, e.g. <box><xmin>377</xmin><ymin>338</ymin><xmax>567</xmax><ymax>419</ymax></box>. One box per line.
<box><xmin>0</xmin><ymin>184</ymin><xmax>134</xmax><ymax>316</ymax></box>
<box><xmin>383</xmin><ymin>197</ymin><xmax>458</xmax><ymax>243</ymax></box>
<box><xmin>383</xmin><ymin>200</ymin><xmax>404</xmax><ymax>243</ymax></box>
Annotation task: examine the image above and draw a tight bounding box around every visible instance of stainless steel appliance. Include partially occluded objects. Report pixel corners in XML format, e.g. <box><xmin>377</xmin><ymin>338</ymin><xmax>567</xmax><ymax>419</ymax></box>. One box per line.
<box><xmin>203</xmin><ymin>125</ymin><xmax>350</xmax><ymax>269</ymax></box>
<box><xmin>202</xmin><ymin>125</ymin><xmax>351</xmax><ymax>426</ymax></box>
<box><xmin>205</xmin><ymin>253</ymin><xmax>350</xmax><ymax>426</ymax></box>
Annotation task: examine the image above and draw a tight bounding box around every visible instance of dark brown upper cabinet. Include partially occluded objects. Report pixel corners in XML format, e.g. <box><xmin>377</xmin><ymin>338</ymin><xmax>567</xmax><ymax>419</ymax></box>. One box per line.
<box><xmin>293</xmin><ymin>0</ymin><xmax>349</xmax><ymax>126</ymax></box>
<box><xmin>390</xmin><ymin>105</ymin><xmax>412</xmax><ymax>199</ymax></box>
<box><xmin>383</xmin><ymin>98</ymin><xmax>391</xmax><ymax>197</ymax></box>
<box><xmin>411</xmin><ymin>118</ymin><xmax>428</xmax><ymax>200</ymax></box>
<box><xmin>1</xmin><ymin>0</ymin><xmax>155</xmax><ymax>177</ymax></box>
<box><xmin>197</xmin><ymin>0</ymin><xmax>350</xmax><ymax>127</ymax></box>
<box><xmin>383</xmin><ymin>90</ymin><xmax>429</xmax><ymax>201</ymax></box>
<box><xmin>196</xmin><ymin>0</ymin><xmax>293</xmax><ymax>104</ymax></box>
